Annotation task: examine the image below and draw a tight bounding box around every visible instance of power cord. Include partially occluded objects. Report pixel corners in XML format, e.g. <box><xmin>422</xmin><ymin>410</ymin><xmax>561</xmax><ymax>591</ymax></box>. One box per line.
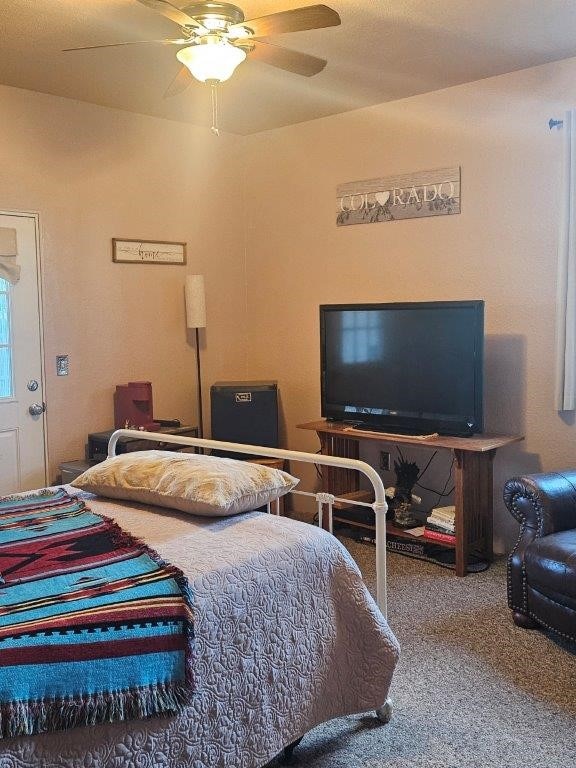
<box><xmin>416</xmin><ymin>450</ymin><xmax>438</xmax><ymax>480</ymax></box>
<box><xmin>314</xmin><ymin>448</ymin><xmax>323</xmax><ymax>480</ymax></box>
<box><xmin>415</xmin><ymin>457</ymin><xmax>455</xmax><ymax>507</ymax></box>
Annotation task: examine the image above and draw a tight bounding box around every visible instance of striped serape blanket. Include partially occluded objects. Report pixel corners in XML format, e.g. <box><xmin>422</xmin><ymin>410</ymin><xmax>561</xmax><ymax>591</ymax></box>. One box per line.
<box><xmin>0</xmin><ymin>489</ymin><xmax>194</xmax><ymax>738</ymax></box>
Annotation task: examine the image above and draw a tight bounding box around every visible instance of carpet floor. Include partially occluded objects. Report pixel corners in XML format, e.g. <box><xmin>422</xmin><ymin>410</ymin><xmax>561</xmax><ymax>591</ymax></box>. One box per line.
<box><xmin>270</xmin><ymin>535</ymin><xmax>576</xmax><ymax>768</ymax></box>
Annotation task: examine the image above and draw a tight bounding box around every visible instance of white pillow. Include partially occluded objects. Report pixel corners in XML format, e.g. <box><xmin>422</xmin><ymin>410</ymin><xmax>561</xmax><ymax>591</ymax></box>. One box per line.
<box><xmin>71</xmin><ymin>450</ymin><xmax>299</xmax><ymax>517</ymax></box>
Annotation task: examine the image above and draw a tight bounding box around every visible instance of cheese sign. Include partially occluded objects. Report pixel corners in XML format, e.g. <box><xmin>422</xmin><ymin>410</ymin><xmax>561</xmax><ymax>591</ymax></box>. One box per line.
<box><xmin>336</xmin><ymin>166</ymin><xmax>461</xmax><ymax>226</ymax></box>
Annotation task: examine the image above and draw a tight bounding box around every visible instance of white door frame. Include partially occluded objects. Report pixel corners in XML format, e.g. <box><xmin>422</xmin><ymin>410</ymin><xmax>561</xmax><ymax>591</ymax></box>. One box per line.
<box><xmin>1</xmin><ymin>208</ymin><xmax>48</xmax><ymax>486</ymax></box>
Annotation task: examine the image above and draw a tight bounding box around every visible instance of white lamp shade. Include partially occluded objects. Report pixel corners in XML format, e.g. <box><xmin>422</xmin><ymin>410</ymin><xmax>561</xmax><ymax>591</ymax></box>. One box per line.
<box><xmin>176</xmin><ymin>39</ymin><xmax>246</xmax><ymax>83</ymax></box>
<box><xmin>185</xmin><ymin>275</ymin><xmax>206</xmax><ymax>329</ymax></box>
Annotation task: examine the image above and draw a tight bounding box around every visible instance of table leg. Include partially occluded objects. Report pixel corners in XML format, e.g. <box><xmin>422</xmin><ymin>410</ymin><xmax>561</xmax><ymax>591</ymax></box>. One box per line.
<box><xmin>317</xmin><ymin>432</ymin><xmax>360</xmax><ymax>531</ymax></box>
<box><xmin>454</xmin><ymin>449</ymin><xmax>496</xmax><ymax>576</ymax></box>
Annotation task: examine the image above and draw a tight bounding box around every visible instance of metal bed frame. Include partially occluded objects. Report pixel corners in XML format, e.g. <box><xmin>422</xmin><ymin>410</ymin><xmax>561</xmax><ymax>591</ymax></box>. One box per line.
<box><xmin>108</xmin><ymin>429</ymin><xmax>393</xmax><ymax>723</ymax></box>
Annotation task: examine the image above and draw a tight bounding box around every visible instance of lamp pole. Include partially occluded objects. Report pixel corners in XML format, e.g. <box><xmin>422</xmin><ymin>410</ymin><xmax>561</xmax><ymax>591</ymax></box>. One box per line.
<box><xmin>195</xmin><ymin>326</ymin><xmax>204</xmax><ymax>438</ymax></box>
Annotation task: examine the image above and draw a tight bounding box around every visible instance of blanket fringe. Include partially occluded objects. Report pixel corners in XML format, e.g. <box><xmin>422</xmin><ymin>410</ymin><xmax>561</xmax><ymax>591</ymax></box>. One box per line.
<box><xmin>0</xmin><ymin>682</ymin><xmax>192</xmax><ymax>739</ymax></box>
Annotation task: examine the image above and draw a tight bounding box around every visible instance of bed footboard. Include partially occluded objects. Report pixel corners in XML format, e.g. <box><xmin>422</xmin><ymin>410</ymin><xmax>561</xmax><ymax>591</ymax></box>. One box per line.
<box><xmin>108</xmin><ymin>431</ymin><xmax>395</xmax><ymax>730</ymax></box>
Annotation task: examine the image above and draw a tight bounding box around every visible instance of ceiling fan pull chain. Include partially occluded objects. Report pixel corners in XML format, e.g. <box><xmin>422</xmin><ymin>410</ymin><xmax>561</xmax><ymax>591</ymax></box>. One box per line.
<box><xmin>210</xmin><ymin>81</ymin><xmax>219</xmax><ymax>136</ymax></box>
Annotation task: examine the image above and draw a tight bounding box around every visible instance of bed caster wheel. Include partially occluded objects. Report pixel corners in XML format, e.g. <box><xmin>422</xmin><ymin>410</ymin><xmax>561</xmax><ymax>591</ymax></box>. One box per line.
<box><xmin>283</xmin><ymin>736</ymin><xmax>303</xmax><ymax>761</ymax></box>
<box><xmin>375</xmin><ymin>698</ymin><xmax>393</xmax><ymax>723</ymax></box>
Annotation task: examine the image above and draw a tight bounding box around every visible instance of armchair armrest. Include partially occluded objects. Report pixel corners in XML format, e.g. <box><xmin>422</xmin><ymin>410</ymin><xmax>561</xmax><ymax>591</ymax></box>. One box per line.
<box><xmin>504</xmin><ymin>470</ymin><xmax>576</xmax><ymax>615</ymax></box>
<box><xmin>503</xmin><ymin>471</ymin><xmax>576</xmax><ymax>538</ymax></box>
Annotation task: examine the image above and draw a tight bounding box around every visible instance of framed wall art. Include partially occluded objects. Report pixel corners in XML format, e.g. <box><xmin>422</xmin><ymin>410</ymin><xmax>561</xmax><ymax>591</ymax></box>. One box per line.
<box><xmin>112</xmin><ymin>239</ymin><xmax>187</xmax><ymax>265</ymax></box>
<box><xmin>336</xmin><ymin>166</ymin><xmax>461</xmax><ymax>226</ymax></box>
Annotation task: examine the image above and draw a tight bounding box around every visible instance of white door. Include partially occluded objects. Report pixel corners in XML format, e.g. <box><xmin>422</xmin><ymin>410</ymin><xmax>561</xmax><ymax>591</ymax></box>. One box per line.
<box><xmin>0</xmin><ymin>212</ymin><xmax>46</xmax><ymax>494</ymax></box>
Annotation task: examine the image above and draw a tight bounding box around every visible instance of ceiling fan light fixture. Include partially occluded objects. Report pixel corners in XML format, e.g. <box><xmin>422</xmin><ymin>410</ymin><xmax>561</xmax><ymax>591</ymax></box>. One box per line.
<box><xmin>176</xmin><ymin>37</ymin><xmax>246</xmax><ymax>82</ymax></box>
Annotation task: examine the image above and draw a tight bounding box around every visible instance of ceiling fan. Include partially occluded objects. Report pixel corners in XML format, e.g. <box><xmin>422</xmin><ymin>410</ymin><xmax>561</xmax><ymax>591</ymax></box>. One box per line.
<box><xmin>65</xmin><ymin>1</ymin><xmax>340</xmax><ymax>131</ymax></box>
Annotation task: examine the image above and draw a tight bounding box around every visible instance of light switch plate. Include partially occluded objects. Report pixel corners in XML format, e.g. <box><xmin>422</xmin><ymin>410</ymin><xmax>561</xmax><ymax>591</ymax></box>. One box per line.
<box><xmin>56</xmin><ymin>355</ymin><xmax>69</xmax><ymax>376</ymax></box>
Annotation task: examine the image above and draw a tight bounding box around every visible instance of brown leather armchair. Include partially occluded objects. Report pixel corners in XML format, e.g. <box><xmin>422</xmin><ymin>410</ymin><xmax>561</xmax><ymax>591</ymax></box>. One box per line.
<box><xmin>503</xmin><ymin>471</ymin><xmax>576</xmax><ymax>642</ymax></box>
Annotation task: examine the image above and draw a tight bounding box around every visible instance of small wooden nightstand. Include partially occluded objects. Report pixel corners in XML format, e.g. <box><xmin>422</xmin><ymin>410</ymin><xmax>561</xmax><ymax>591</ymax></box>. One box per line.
<box><xmin>87</xmin><ymin>425</ymin><xmax>199</xmax><ymax>463</ymax></box>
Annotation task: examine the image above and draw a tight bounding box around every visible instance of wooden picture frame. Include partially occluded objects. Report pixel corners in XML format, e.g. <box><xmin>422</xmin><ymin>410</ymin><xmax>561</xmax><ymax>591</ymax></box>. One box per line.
<box><xmin>112</xmin><ymin>239</ymin><xmax>187</xmax><ymax>265</ymax></box>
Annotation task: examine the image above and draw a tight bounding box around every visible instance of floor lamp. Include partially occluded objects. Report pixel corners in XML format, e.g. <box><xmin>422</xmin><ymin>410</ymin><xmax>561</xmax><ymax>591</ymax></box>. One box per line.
<box><xmin>185</xmin><ymin>275</ymin><xmax>206</xmax><ymax>438</ymax></box>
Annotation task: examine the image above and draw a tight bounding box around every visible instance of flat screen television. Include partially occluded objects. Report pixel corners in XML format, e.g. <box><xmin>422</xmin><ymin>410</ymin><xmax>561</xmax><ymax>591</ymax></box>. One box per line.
<box><xmin>320</xmin><ymin>301</ymin><xmax>484</xmax><ymax>437</ymax></box>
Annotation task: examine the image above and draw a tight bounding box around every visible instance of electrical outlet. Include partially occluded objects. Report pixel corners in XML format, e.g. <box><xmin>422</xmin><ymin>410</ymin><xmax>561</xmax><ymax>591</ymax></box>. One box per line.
<box><xmin>379</xmin><ymin>451</ymin><xmax>391</xmax><ymax>471</ymax></box>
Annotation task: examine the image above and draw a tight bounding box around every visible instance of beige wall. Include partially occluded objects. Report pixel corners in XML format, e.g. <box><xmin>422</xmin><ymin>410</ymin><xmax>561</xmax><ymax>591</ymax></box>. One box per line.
<box><xmin>242</xmin><ymin>57</ymin><xmax>576</xmax><ymax>552</ymax></box>
<box><xmin>4</xmin><ymin>54</ymin><xmax>576</xmax><ymax>553</ymax></box>
<box><xmin>0</xmin><ymin>84</ymin><xmax>247</xmax><ymax>481</ymax></box>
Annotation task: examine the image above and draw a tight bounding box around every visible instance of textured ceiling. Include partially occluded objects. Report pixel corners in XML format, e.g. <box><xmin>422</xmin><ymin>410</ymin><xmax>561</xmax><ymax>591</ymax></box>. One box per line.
<box><xmin>1</xmin><ymin>0</ymin><xmax>576</xmax><ymax>134</ymax></box>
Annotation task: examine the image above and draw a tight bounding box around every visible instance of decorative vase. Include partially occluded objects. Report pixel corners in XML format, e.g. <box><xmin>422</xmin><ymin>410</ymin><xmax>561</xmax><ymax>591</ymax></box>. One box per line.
<box><xmin>393</xmin><ymin>499</ymin><xmax>420</xmax><ymax>529</ymax></box>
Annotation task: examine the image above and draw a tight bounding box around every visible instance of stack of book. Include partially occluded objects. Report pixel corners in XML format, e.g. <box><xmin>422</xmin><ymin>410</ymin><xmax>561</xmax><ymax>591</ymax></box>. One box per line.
<box><xmin>424</xmin><ymin>505</ymin><xmax>456</xmax><ymax>544</ymax></box>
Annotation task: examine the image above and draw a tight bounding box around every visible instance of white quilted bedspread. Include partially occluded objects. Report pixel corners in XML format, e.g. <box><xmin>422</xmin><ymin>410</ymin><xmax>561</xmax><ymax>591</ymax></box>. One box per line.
<box><xmin>1</xmin><ymin>492</ymin><xmax>399</xmax><ymax>768</ymax></box>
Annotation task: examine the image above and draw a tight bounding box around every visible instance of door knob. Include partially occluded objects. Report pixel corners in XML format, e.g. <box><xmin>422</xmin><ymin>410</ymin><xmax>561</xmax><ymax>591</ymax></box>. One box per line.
<box><xmin>27</xmin><ymin>379</ymin><xmax>39</xmax><ymax>392</ymax></box>
<box><xmin>29</xmin><ymin>402</ymin><xmax>46</xmax><ymax>416</ymax></box>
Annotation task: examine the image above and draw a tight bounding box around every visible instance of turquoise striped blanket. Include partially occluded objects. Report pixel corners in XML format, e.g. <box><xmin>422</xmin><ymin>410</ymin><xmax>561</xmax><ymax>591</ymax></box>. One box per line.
<box><xmin>0</xmin><ymin>489</ymin><xmax>194</xmax><ymax>738</ymax></box>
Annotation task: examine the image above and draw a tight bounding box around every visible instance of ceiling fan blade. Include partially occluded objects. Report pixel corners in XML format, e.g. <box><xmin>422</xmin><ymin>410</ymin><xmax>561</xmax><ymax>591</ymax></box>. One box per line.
<box><xmin>136</xmin><ymin>0</ymin><xmax>206</xmax><ymax>31</ymax></box>
<box><xmin>229</xmin><ymin>4</ymin><xmax>340</xmax><ymax>38</ymax></box>
<box><xmin>164</xmin><ymin>65</ymin><xmax>194</xmax><ymax>97</ymax></box>
<box><xmin>63</xmin><ymin>39</ymin><xmax>187</xmax><ymax>52</ymax></box>
<box><xmin>246</xmin><ymin>40</ymin><xmax>327</xmax><ymax>77</ymax></box>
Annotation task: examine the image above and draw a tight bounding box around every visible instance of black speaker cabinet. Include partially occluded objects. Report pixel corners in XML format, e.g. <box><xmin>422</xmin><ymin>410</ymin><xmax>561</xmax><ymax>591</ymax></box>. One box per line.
<box><xmin>210</xmin><ymin>381</ymin><xmax>278</xmax><ymax>449</ymax></box>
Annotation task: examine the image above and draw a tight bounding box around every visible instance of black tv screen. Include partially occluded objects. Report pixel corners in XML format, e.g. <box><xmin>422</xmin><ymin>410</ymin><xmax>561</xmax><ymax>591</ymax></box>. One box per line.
<box><xmin>320</xmin><ymin>301</ymin><xmax>484</xmax><ymax>436</ymax></box>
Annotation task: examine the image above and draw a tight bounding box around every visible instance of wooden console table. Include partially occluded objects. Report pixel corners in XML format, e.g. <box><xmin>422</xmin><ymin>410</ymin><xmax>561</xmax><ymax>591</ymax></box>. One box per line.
<box><xmin>297</xmin><ymin>420</ymin><xmax>523</xmax><ymax>576</ymax></box>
